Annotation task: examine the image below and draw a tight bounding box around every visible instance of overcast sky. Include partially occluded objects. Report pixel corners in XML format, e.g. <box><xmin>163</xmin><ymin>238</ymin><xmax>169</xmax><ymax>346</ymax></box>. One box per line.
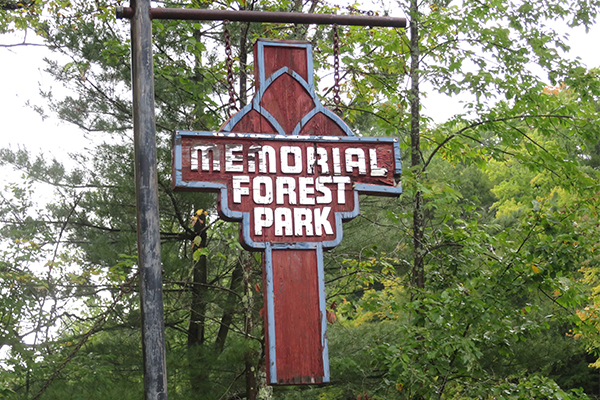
<box><xmin>1</xmin><ymin>39</ymin><xmax>85</xmax><ymax>152</ymax></box>
<box><xmin>1</xmin><ymin>22</ymin><xmax>598</xmax><ymax>175</ymax></box>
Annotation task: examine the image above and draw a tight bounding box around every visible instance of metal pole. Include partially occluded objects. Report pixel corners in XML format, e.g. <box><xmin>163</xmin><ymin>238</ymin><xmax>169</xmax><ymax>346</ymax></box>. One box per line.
<box><xmin>130</xmin><ymin>0</ymin><xmax>168</xmax><ymax>398</ymax></box>
<box><xmin>117</xmin><ymin>6</ymin><xmax>407</xmax><ymax>28</ymax></box>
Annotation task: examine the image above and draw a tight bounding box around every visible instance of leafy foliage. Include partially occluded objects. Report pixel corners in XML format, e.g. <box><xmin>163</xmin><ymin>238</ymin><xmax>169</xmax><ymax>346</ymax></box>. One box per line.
<box><xmin>2</xmin><ymin>0</ymin><xmax>600</xmax><ymax>399</ymax></box>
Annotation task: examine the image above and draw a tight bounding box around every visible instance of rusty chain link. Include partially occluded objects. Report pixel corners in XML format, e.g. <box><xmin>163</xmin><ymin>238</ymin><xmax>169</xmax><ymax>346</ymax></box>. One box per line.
<box><xmin>346</xmin><ymin>5</ymin><xmax>374</xmax><ymax>15</ymax></box>
<box><xmin>320</xmin><ymin>0</ymin><xmax>376</xmax><ymax>16</ymax></box>
<box><xmin>332</xmin><ymin>24</ymin><xmax>342</xmax><ymax>116</ymax></box>
<box><xmin>31</xmin><ymin>271</ymin><xmax>140</xmax><ymax>400</ymax></box>
<box><xmin>224</xmin><ymin>20</ymin><xmax>238</xmax><ymax>116</ymax></box>
<box><xmin>120</xmin><ymin>274</ymin><xmax>136</xmax><ymax>293</ymax></box>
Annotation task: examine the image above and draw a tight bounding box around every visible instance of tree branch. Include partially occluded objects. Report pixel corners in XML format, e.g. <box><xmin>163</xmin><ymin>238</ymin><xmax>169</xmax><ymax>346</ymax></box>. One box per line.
<box><xmin>423</xmin><ymin>114</ymin><xmax>575</xmax><ymax>170</ymax></box>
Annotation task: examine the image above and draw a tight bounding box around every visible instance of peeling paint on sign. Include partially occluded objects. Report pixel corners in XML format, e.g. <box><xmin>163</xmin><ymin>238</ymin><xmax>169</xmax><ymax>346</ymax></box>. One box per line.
<box><xmin>172</xmin><ymin>39</ymin><xmax>402</xmax><ymax>386</ymax></box>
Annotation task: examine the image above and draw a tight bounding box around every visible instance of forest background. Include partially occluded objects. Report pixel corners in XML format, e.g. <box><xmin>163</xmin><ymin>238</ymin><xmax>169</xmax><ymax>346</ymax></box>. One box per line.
<box><xmin>1</xmin><ymin>1</ymin><xmax>600</xmax><ymax>399</ymax></box>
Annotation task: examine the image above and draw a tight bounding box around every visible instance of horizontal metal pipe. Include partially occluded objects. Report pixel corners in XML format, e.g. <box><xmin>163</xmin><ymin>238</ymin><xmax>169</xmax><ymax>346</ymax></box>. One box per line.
<box><xmin>116</xmin><ymin>6</ymin><xmax>406</xmax><ymax>28</ymax></box>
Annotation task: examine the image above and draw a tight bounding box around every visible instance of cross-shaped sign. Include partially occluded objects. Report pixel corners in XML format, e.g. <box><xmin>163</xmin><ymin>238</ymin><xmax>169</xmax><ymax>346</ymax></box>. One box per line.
<box><xmin>173</xmin><ymin>39</ymin><xmax>402</xmax><ymax>385</ymax></box>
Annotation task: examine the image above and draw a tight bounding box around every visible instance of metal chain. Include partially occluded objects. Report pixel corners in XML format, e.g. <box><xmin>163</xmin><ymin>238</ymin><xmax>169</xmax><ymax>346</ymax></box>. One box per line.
<box><xmin>332</xmin><ymin>24</ymin><xmax>342</xmax><ymax>116</ymax></box>
<box><xmin>347</xmin><ymin>5</ymin><xmax>375</xmax><ymax>16</ymax></box>
<box><xmin>320</xmin><ymin>0</ymin><xmax>376</xmax><ymax>16</ymax></box>
<box><xmin>31</xmin><ymin>271</ymin><xmax>140</xmax><ymax>400</ymax></box>
<box><xmin>120</xmin><ymin>274</ymin><xmax>136</xmax><ymax>293</ymax></box>
<box><xmin>224</xmin><ymin>20</ymin><xmax>238</xmax><ymax>116</ymax></box>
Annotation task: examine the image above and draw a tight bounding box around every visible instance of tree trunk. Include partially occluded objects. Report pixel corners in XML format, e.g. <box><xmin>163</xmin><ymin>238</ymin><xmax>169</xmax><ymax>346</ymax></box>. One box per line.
<box><xmin>246</xmin><ymin>355</ymin><xmax>258</xmax><ymax>400</ymax></box>
<box><xmin>188</xmin><ymin>212</ymin><xmax>209</xmax><ymax>393</ymax></box>
<box><xmin>409</xmin><ymin>0</ymin><xmax>425</xmax><ymax>292</ymax></box>
<box><xmin>408</xmin><ymin>9</ymin><xmax>428</xmax><ymax>400</ymax></box>
<box><xmin>243</xmin><ymin>254</ymin><xmax>259</xmax><ymax>400</ymax></box>
<box><xmin>214</xmin><ymin>263</ymin><xmax>243</xmax><ymax>355</ymax></box>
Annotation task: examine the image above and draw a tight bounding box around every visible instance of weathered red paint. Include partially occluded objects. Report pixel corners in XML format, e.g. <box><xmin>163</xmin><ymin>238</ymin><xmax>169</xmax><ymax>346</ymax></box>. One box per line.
<box><xmin>267</xmin><ymin>249</ymin><xmax>324</xmax><ymax>384</ymax></box>
<box><xmin>237</xmin><ymin>42</ymin><xmax>332</xmax><ymax>384</ymax></box>
<box><xmin>172</xmin><ymin>39</ymin><xmax>401</xmax><ymax>385</ymax></box>
<box><xmin>178</xmin><ymin>135</ymin><xmax>397</xmax><ymax>246</ymax></box>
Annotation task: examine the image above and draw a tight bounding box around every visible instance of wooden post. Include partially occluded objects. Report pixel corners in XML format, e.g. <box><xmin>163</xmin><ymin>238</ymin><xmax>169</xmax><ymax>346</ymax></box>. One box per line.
<box><xmin>130</xmin><ymin>0</ymin><xmax>169</xmax><ymax>398</ymax></box>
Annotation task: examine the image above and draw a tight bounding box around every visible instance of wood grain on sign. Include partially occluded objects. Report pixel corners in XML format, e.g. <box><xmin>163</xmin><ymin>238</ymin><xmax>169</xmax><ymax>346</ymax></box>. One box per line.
<box><xmin>178</xmin><ymin>137</ymin><xmax>398</xmax><ymax>190</ymax></box>
<box><xmin>260</xmin><ymin>74</ymin><xmax>314</xmax><ymax>135</ymax></box>
<box><xmin>235</xmin><ymin>41</ymin><xmax>334</xmax><ymax>384</ymax></box>
<box><xmin>229</xmin><ymin>109</ymin><xmax>279</xmax><ymax>134</ymax></box>
<box><xmin>267</xmin><ymin>249</ymin><xmax>324</xmax><ymax>384</ymax></box>
<box><xmin>226</xmin><ymin>41</ymin><xmax>345</xmax><ymax>138</ymax></box>
<box><xmin>262</xmin><ymin>45</ymin><xmax>309</xmax><ymax>81</ymax></box>
<box><xmin>172</xmin><ymin>38</ymin><xmax>402</xmax><ymax>386</ymax></box>
<box><xmin>299</xmin><ymin>112</ymin><xmax>346</xmax><ymax>137</ymax></box>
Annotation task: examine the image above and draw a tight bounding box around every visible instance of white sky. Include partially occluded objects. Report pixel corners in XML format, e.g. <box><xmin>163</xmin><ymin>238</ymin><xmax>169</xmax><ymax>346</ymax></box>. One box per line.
<box><xmin>0</xmin><ymin>37</ymin><xmax>86</xmax><ymax>193</ymax></box>
<box><xmin>0</xmin><ymin>40</ymin><xmax>86</xmax><ymax>154</ymax></box>
<box><xmin>425</xmin><ymin>23</ymin><xmax>600</xmax><ymax>121</ymax></box>
<box><xmin>0</xmin><ymin>20</ymin><xmax>598</xmax><ymax>170</ymax></box>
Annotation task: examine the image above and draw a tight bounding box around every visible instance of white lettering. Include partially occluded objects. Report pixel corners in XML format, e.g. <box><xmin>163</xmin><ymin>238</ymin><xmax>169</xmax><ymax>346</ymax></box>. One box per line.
<box><xmin>281</xmin><ymin>146</ymin><xmax>302</xmax><ymax>174</ymax></box>
<box><xmin>276</xmin><ymin>177</ymin><xmax>297</xmax><ymax>205</ymax></box>
<box><xmin>255</xmin><ymin>207</ymin><xmax>335</xmax><ymax>238</ymax></box>
<box><xmin>254</xmin><ymin>145</ymin><xmax>276</xmax><ymax>174</ymax></box>
<box><xmin>314</xmin><ymin>207</ymin><xmax>333</xmax><ymax>236</ymax></box>
<box><xmin>253</xmin><ymin>177</ymin><xmax>273</xmax><ymax>205</ymax></box>
<box><xmin>306</xmin><ymin>147</ymin><xmax>329</xmax><ymax>174</ymax></box>
<box><xmin>232</xmin><ymin>176</ymin><xmax>250</xmax><ymax>203</ymax></box>
<box><xmin>254</xmin><ymin>208</ymin><xmax>273</xmax><ymax>235</ymax></box>
<box><xmin>345</xmin><ymin>148</ymin><xmax>367</xmax><ymax>175</ymax></box>
<box><xmin>225</xmin><ymin>144</ymin><xmax>244</xmax><ymax>172</ymax></box>
<box><xmin>315</xmin><ymin>176</ymin><xmax>333</xmax><ymax>204</ymax></box>
<box><xmin>298</xmin><ymin>177</ymin><xmax>315</xmax><ymax>205</ymax></box>
<box><xmin>247</xmin><ymin>145</ymin><xmax>260</xmax><ymax>173</ymax></box>
<box><xmin>294</xmin><ymin>208</ymin><xmax>313</xmax><ymax>236</ymax></box>
<box><xmin>274</xmin><ymin>208</ymin><xmax>293</xmax><ymax>236</ymax></box>
<box><xmin>332</xmin><ymin>148</ymin><xmax>342</xmax><ymax>175</ymax></box>
<box><xmin>369</xmin><ymin>148</ymin><xmax>388</xmax><ymax>176</ymax></box>
<box><xmin>191</xmin><ymin>144</ymin><xmax>220</xmax><ymax>172</ymax></box>
<box><xmin>332</xmin><ymin>176</ymin><xmax>351</xmax><ymax>204</ymax></box>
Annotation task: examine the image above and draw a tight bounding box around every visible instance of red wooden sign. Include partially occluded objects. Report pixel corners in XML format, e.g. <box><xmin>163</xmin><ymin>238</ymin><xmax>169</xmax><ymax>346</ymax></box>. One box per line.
<box><xmin>173</xmin><ymin>39</ymin><xmax>402</xmax><ymax>385</ymax></box>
